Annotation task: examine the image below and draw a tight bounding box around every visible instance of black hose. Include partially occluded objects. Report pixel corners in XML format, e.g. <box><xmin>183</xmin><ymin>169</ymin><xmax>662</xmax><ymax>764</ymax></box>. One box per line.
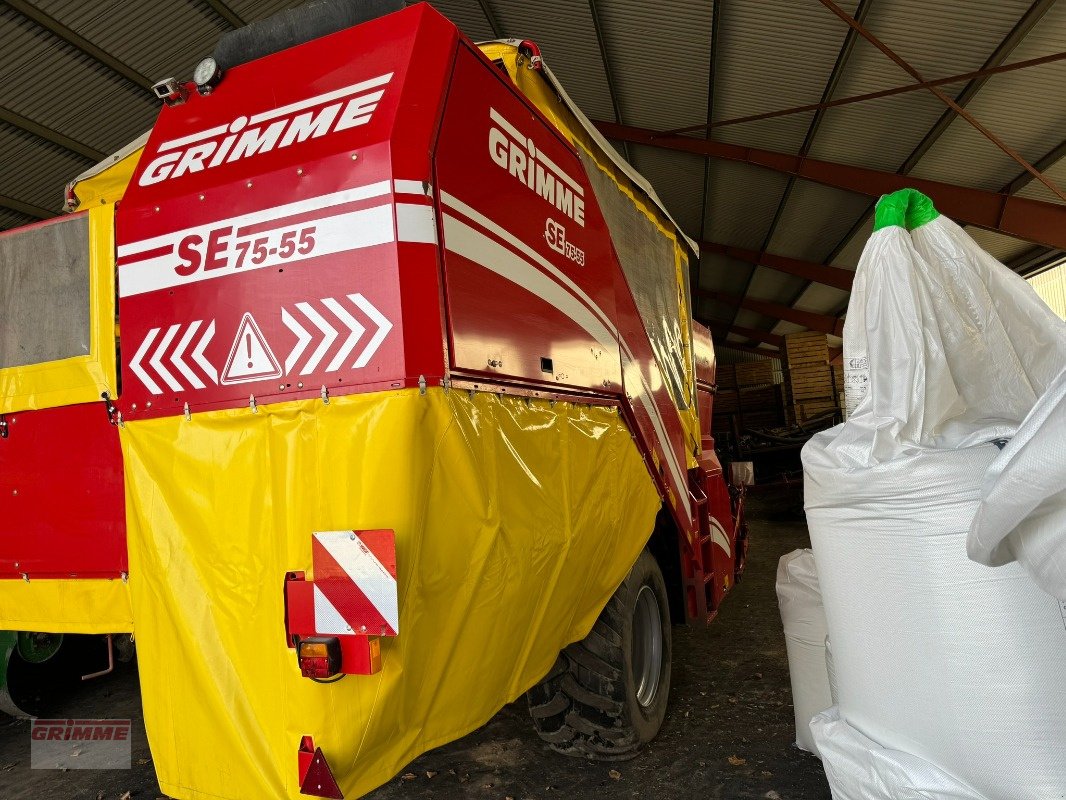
<box><xmin>213</xmin><ymin>0</ymin><xmax>405</xmax><ymax>72</ymax></box>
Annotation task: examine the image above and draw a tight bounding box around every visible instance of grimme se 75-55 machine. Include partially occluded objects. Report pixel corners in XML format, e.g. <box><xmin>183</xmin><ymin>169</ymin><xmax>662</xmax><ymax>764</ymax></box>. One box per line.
<box><xmin>0</xmin><ymin>2</ymin><xmax>747</xmax><ymax>797</ymax></box>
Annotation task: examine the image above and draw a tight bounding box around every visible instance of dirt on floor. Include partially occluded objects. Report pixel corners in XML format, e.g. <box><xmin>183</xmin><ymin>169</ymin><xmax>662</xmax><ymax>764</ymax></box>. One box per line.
<box><xmin>0</xmin><ymin>486</ymin><xmax>830</xmax><ymax>800</ymax></box>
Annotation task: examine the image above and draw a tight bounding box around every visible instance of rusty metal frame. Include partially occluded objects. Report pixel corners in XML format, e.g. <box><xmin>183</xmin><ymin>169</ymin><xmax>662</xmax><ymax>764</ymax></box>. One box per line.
<box><xmin>596</xmin><ymin>121</ymin><xmax>1066</xmax><ymax>252</ymax></box>
<box><xmin>697</xmin><ymin>289</ymin><xmax>844</xmax><ymax>336</ymax></box>
<box><xmin>725</xmin><ymin>0</ymin><xmax>872</xmax><ymax>336</ymax></box>
<box><xmin>701</xmin><ymin>241</ymin><xmax>854</xmax><ymax>290</ymax></box>
<box><xmin>663</xmin><ymin>49</ymin><xmax>1066</xmax><ymax>137</ymax></box>
<box><xmin>817</xmin><ymin>0</ymin><xmax>1065</xmax><ymax>203</ymax></box>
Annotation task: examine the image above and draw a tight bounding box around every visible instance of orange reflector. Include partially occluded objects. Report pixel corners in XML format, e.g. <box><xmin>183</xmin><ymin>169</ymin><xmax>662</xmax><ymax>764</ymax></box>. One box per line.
<box><xmin>299</xmin><ymin>641</ymin><xmax>331</xmax><ymax>659</ymax></box>
<box><xmin>297</xmin><ymin>637</ymin><xmax>341</xmax><ymax>679</ymax></box>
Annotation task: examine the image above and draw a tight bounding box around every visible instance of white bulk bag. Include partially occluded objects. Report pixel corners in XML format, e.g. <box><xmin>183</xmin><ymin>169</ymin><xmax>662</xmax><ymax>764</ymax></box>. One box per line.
<box><xmin>811</xmin><ymin>707</ymin><xmax>990</xmax><ymax>800</ymax></box>
<box><xmin>776</xmin><ymin>549</ymin><xmax>832</xmax><ymax>756</ymax></box>
<box><xmin>907</xmin><ymin>215</ymin><xmax>1066</xmax><ymax>599</ymax></box>
<box><xmin>803</xmin><ymin>190</ymin><xmax>1066</xmax><ymax>799</ymax></box>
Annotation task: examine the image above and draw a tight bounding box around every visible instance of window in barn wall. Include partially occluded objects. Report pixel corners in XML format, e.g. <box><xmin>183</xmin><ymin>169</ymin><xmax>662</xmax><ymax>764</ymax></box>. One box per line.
<box><xmin>1028</xmin><ymin>261</ymin><xmax>1066</xmax><ymax>319</ymax></box>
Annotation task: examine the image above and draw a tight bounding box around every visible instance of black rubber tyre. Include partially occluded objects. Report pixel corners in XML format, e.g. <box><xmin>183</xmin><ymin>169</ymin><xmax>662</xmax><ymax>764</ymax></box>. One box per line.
<box><xmin>526</xmin><ymin>548</ymin><xmax>672</xmax><ymax>760</ymax></box>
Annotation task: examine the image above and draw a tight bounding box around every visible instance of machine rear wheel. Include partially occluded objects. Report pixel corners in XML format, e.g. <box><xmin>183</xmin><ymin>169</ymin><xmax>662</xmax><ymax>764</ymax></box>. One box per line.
<box><xmin>526</xmin><ymin>548</ymin><xmax>671</xmax><ymax>760</ymax></box>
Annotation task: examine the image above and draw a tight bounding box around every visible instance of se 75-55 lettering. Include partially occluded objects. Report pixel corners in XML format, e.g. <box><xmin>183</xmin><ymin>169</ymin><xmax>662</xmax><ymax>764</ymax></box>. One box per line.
<box><xmin>175</xmin><ymin>225</ymin><xmax>317</xmax><ymax>276</ymax></box>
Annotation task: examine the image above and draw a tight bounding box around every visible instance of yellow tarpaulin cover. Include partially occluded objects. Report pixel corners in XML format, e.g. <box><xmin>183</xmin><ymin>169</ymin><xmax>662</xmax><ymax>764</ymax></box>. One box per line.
<box><xmin>0</xmin><ymin>205</ymin><xmax>117</xmax><ymax>415</ymax></box>
<box><xmin>123</xmin><ymin>388</ymin><xmax>660</xmax><ymax>799</ymax></box>
<box><xmin>0</xmin><ymin>578</ymin><xmax>131</xmax><ymax>634</ymax></box>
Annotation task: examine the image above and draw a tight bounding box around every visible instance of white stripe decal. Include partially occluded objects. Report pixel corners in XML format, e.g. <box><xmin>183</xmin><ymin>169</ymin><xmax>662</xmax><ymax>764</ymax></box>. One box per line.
<box><xmin>315</xmin><ymin>532</ymin><xmax>399</xmax><ymax>634</ymax></box>
<box><xmin>393</xmin><ymin>179</ymin><xmax>430</xmax><ymax>196</ymax></box>
<box><xmin>250</xmin><ymin>73</ymin><xmax>392</xmax><ymax>125</ymax></box>
<box><xmin>119</xmin><ymin>204</ymin><xmax>395</xmax><ymax>297</ymax></box>
<box><xmin>157</xmin><ymin>124</ymin><xmax>228</xmax><ymax>153</ymax></box>
<box><xmin>396</xmin><ymin>203</ymin><xmax>437</xmax><ymax>244</ymax></box>
<box><xmin>440</xmin><ymin>196</ymin><xmax>690</xmax><ymax>515</ymax></box>
<box><xmin>710</xmin><ymin>518</ymin><xmax>732</xmax><ymax>558</ymax></box>
<box><xmin>118</xmin><ymin>181</ymin><xmax>392</xmax><ymax>259</ymax></box>
<box><xmin>443</xmin><ymin>214</ymin><xmax>616</xmax><ymax>353</ymax></box>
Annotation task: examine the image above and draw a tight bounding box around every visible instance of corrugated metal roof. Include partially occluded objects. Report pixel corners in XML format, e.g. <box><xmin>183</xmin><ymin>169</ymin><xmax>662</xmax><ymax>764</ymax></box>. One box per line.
<box><xmin>0</xmin><ymin>0</ymin><xmax>1063</xmax><ymax>361</ymax></box>
<box><xmin>488</xmin><ymin>1</ymin><xmax>614</xmax><ymax>121</ymax></box>
<box><xmin>766</xmin><ymin>180</ymin><xmax>870</xmax><ymax>264</ymax></box>
<box><xmin>596</xmin><ymin>0</ymin><xmax>713</xmax><ymax>130</ymax></box>
<box><xmin>701</xmin><ymin>161</ymin><xmax>790</xmax><ymax>251</ymax></box>
<box><xmin>427</xmin><ymin>0</ymin><xmax>493</xmax><ymax>42</ymax></box>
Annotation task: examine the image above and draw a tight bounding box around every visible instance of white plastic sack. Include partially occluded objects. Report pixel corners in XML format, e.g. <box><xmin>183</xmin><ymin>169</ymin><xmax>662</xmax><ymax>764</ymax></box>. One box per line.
<box><xmin>907</xmin><ymin>215</ymin><xmax>1066</xmax><ymax>598</ymax></box>
<box><xmin>811</xmin><ymin>707</ymin><xmax>989</xmax><ymax>800</ymax></box>
<box><xmin>968</xmin><ymin>365</ymin><xmax>1066</xmax><ymax>598</ymax></box>
<box><xmin>776</xmin><ymin>549</ymin><xmax>832</xmax><ymax>756</ymax></box>
<box><xmin>804</xmin><ymin>190</ymin><xmax>1066</xmax><ymax>799</ymax></box>
<box><xmin>824</xmin><ymin>636</ymin><xmax>837</xmax><ymax>706</ymax></box>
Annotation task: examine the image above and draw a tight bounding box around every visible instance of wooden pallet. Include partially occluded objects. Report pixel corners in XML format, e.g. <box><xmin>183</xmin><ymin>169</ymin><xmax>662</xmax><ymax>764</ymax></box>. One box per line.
<box><xmin>734</xmin><ymin>360</ymin><xmax>774</xmax><ymax>387</ymax></box>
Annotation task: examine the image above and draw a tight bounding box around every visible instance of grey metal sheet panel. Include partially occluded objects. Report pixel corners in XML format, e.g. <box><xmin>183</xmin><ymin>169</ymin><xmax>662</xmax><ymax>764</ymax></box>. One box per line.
<box><xmin>702</xmin><ymin>161</ymin><xmax>789</xmax><ymax>250</ymax></box>
<box><xmin>0</xmin><ymin>208</ymin><xmax>37</xmax><ymax>231</ymax></box>
<box><xmin>626</xmin><ymin>146</ymin><xmax>704</xmax><ymax>240</ymax></box>
<box><xmin>697</xmin><ymin>253</ymin><xmax>751</xmax><ymax>295</ymax></box>
<box><xmin>1015</xmin><ymin>154</ymin><xmax>1066</xmax><ymax>205</ymax></box>
<box><xmin>965</xmin><ymin>226</ymin><xmax>1036</xmax><ymax>266</ymax></box>
<box><xmin>747</xmin><ymin>265</ymin><xmax>806</xmax><ymax>306</ymax></box>
<box><xmin>595</xmin><ymin>0</ymin><xmax>713</xmax><ymax>130</ymax></box>
<box><xmin>793</xmin><ymin>282</ymin><xmax>850</xmax><ymax>315</ymax></box>
<box><xmin>0</xmin><ymin>126</ymin><xmax>88</xmax><ymax>215</ymax></box>
<box><xmin>713</xmin><ymin>0</ymin><xmax>857</xmax><ymax>153</ymax></box>
<box><xmin>427</xmin><ymin>0</ymin><xmax>495</xmax><ymax>41</ymax></box>
<box><xmin>766</xmin><ymin>180</ymin><xmax>870</xmax><ymax>264</ymax></box>
<box><xmin>0</xmin><ymin>5</ymin><xmax>156</xmax><ymax>155</ymax></box>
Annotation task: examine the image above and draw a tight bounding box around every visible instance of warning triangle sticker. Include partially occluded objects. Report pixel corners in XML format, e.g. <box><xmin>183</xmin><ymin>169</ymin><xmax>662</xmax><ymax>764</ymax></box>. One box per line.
<box><xmin>220</xmin><ymin>312</ymin><xmax>283</xmax><ymax>385</ymax></box>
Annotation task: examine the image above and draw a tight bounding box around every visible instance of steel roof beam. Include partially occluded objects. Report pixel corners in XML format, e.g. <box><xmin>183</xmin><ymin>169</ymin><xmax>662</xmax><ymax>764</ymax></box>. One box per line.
<box><xmin>1002</xmin><ymin>138</ymin><xmax>1066</xmax><ymax>195</ymax></box>
<box><xmin>701</xmin><ymin>240</ymin><xmax>854</xmax><ymax>290</ymax></box>
<box><xmin>697</xmin><ymin>289</ymin><xmax>844</xmax><ymax>336</ymax></box>
<box><xmin>710</xmin><ymin>339</ymin><xmax>780</xmax><ymax>358</ymax></box>
<box><xmin>0</xmin><ymin>107</ymin><xmax>104</xmax><ymax>162</ymax></box>
<box><xmin>664</xmin><ymin>49</ymin><xmax>1066</xmax><ymax>137</ymax></box>
<box><xmin>818</xmin><ymin>0</ymin><xmax>1065</xmax><ymax>203</ymax></box>
<box><xmin>0</xmin><ymin>194</ymin><xmax>55</xmax><ymax>220</ymax></box>
<box><xmin>475</xmin><ymin>0</ymin><xmax>503</xmax><ymax>38</ymax></box>
<box><xmin>588</xmin><ymin>0</ymin><xmax>630</xmax><ymax>162</ymax></box>
<box><xmin>727</xmin><ymin>0</ymin><xmax>871</xmax><ymax>334</ymax></box>
<box><xmin>594</xmin><ymin>121</ymin><xmax>1066</xmax><ymax>252</ymax></box>
<box><xmin>203</xmin><ymin>0</ymin><xmax>246</xmax><ymax>29</ymax></box>
<box><xmin>722</xmin><ymin>325</ymin><xmax>785</xmax><ymax>348</ymax></box>
<box><xmin>694</xmin><ymin>0</ymin><xmax>721</xmax><ymax>296</ymax></box>
<box><xmin>820</xmin><ymin>0</ymin><xmax>1060</xmax><ymax>267</ymax></box>
<box><xmin>893</xmin><ymin>0</ymin><xmax>1058</xmax><ymax>177</ymax></box>
<box><xmin>3</xmin><ymin>0</ymin><xmax>153</xmax><ymax>91</ymax></box>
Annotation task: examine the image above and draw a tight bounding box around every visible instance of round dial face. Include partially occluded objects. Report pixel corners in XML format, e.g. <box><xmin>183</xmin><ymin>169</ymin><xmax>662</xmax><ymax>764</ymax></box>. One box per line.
<box><xmin>194</xmin><ymin>57</ymin><xmax>219</xmax><ymax>87</ymax></box>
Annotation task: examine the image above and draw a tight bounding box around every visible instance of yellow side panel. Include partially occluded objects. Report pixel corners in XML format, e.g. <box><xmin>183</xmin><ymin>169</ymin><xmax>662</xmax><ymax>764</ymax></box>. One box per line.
<box><xmin>123</xmin><ymin>388</ymin><xmax>660</xmax><ymax>800</ymax></box>
<box><xmin>72</xmin><ymin>146</ymin><xmax>143</xmax><ymax>211</ymax></box>
<box><xmin>0</xmin><ymin>205</ymin><xmax>117</xmax><ymax>414</ymax></box>
<box><xmin>0</xmin><ymin>579</ymin><xmax>131</xmax><ymax>634</ymax></box>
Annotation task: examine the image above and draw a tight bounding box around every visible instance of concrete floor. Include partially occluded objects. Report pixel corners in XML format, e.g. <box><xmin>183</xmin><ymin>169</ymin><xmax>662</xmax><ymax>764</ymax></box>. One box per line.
<box><xmin>0</xmin><ymin>487</ymin><xmax>830</xmax><ymax>800</ymax></box>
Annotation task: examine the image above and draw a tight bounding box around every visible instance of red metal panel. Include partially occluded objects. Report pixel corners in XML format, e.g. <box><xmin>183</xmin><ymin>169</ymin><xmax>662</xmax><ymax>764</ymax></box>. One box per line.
<box><xmin>0</xmin><ymin>404</ymin><xmax>125</xmax><ymax>579</ymax></box>
<box><xmin>435</xmin><ymin>45</ymin><xmax>622</xmax><ymax>393</ymax></box>
<box><xmin>434</xmin><ymin>45</ymin><xmax>698</xmax><ymax>537</ymax></box>
<box><xmin>115</xmin><ymin>5</ymin><xmax>457</xmax><ymax>420</ymax></box>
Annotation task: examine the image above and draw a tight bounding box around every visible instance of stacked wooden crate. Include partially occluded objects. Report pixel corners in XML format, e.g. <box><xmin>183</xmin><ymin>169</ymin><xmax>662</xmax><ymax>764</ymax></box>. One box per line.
<box><xmin>714</xmin><ymin>364</ymin><xmax>738</xmax><ymax>414</ymax></box>
<box><xmin>735</xmin><ymin>359</ymin><xmax>786</xmax><ymax>430</ymax></box>
<box><xmin>784</xmin><ymin>332</ymin><xmax>838</xmax><ymax>422</ymax></box>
